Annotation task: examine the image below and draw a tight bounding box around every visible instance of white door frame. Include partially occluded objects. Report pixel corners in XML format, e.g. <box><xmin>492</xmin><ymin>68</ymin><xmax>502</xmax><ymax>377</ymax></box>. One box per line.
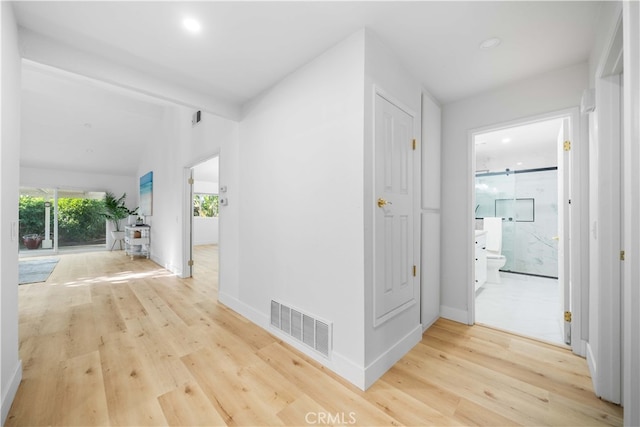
<box><xmin>622</xmin><ymin>0</ymin><xmax>640</xmax><ymax>423</ymax></box>
<box><xmin>586</xmin><ymin>9</ymin><xmax>623</xmax><ymax>404</ymax></box>
<box><xmin>181</xmin><ymin>167</ymin><xmax>194</xmax><ymax>278</ymax></box>
<box><xmin>181</xmin><ymin>151</ymin><xmax>220</xmax><ymax>279</ymax></box>
<box><xmin>557</xmin><ymin>117</ymin><xmax>571</xmax><ymax>345</ymax></box>
<box><xmin>468</xmin><ymin>107</ymin><xmax>585</xmax><ymax>356</ymax></box>
<box><xmin>588</xmin><ymin>73</ymin><xmax>622</xmax><ymax>403</ymax></box>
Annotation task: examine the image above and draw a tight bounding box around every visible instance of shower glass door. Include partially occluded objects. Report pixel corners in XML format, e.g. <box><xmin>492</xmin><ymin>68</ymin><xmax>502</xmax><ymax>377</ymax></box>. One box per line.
<box><xmin>475</xmin><ymin>168</ymin><xmax>558</xmax><ymax>278</ymax></box>
<box><xmin>476</xmin><ymin>170</ymin><xmax>516</xmax><ymax>270</ymax></box>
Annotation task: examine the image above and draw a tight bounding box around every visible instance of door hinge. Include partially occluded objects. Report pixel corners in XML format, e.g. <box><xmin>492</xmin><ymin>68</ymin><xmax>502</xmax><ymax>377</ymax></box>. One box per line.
<box><xmin>564</xmin><ymin>311</ymin><xmax>572</xmax><ymax>322</ymax></box>
<box><xmin>563</xmin><ymin>140</ymin><xmax>571</xmax><ymax>151</ymax></box>
<box><xmin>412</xmin><ymin>139</ymin><xmax>417</xmax><ymax>150</ymax></box>
<box><xmin>620</xmin><ymin>250</ymin><xmax>625</xmax><ymax>261</ymax></box>
<box><xmin>188</xmin><ymin>260</ymin><xmax>194</xmax><ymax>267</ymax></box>
<box><xmin>188</xmin><ymin>177</ymin><xmax>194</xmax><ymax>185</ymax></box>
<box><xmin>413</xmin><ymin>265</ymin><xmax>417</xmax><ymax>277</ymax></box>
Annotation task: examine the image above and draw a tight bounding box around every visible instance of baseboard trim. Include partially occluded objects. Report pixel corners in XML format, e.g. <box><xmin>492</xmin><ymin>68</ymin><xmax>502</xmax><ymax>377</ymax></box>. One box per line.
<box><xmin>1</xmin><ymin>360</ymin><xmax>22</xmax><ymax>425</ymax></box>
<box><xmin>440</xmin><ymin>305</ymin><xmax>469</xmax><ymax>324</ymax></box>
<box><xmin>573</xmin><ymin>338</ymin><xmax>587</xmax><ymax>358</ymax></box>
<box><xmin>363</xmin><ymin>324</ymin><xmax>422</xmax><ymax>390</ymax></box>
<box><xmin>217</xmin><ymin>292</ymin><xmax>367</xmax><ymax>390</ymax></box>
<box><xmin>218</xmin><ymin>292</ymin><xmax>269</xmax><ymax>328</ymax></box>
<box><xmin>422</xmin><ymin>314</ymin><xmax>439</xmax><ymax>332</ymax></box>
<box><xmin>150</xmin><ymin>254</ymin><xmax>182</xmax><ymax>277</ymax></box>
<box><xmin>586</xmin><ymin>342</ymin><xmax>599</xmax><ymax>397</ymax></box>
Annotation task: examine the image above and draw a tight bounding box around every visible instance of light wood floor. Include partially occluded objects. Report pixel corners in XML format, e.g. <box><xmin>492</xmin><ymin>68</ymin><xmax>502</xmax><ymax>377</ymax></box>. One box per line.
<box><xmin>7</xmin><ymin>245</ymin><xmax>622</xmax><ymax>426</ymax></box>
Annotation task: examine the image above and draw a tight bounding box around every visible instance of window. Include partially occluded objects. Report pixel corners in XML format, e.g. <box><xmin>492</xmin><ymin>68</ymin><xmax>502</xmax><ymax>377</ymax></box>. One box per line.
<box><xmin>193</xmin><ymin>194</ymin><xmax>219</xmax><ymax>217</ymax></box>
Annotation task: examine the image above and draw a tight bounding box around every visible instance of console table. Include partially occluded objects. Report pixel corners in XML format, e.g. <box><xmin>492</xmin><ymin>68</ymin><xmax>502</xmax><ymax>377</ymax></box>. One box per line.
<box><xmin>124</xmin><ymin>225</ymin><xmax>150</xmax><ymax>259</ymax></box>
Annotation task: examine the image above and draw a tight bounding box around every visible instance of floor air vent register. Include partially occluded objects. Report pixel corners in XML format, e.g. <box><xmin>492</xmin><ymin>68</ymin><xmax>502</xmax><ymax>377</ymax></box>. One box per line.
<box><xmin>270</xmin><ymin>300</ymin><xmax>331</xmax><ymax>357</ymax></box>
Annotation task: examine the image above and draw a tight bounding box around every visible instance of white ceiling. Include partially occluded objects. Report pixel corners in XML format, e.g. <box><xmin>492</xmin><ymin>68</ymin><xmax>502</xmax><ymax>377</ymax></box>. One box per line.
<box><xmin>13</xmin><ymin>1</ymin><xmax>602</xmax><ymax>105</ymax></box>
<box><xmin>475</xmin><ymin>118</ymin><xmax>563</xmax><ymax>173</ymax></box>
<box><xmin>21</xmin><ymin>62</ymin><xmax>167</xmax><ymax>175</ymax></box>
<box><xmin>12</xmin><ymin>1</ymin><xmax>604</xmax><ymax>176</ymax></box>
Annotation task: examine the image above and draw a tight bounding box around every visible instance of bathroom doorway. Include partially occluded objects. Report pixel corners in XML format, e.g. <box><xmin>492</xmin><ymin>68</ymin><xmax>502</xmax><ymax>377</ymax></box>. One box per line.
<box><xmin>471</xmin><ymin>114</ymin><xmax>575</xmax><ymax>346</ymax></box>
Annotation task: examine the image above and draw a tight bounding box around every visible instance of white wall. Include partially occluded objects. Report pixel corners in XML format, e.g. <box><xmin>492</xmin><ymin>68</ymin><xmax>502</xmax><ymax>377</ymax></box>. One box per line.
<box><xmin>193</xmin><ymin>180</ymin><xmax>218</xmax><ymax>195</ymax></box>
<box><xmin>1</xmin><ymin>2</ymin><xmax>23</xmax><ymax>422</ymax></box>
<box><xmin>193</xmin><ymin>217</ymin><xmax>218</xmax><ymax>245</ymax></box>
<box><xmin>223</xmin><ymin>29</ymin><xmax>436</xmax><ymax>390</ymax></box>
<box><xmin>20</xmin><ymin>167</ymin><xmax>138</xmax><ymax>249</ymax></box>
<box><xmin>589</xmin><ymin>2</ymin><xmax>623</xmax><ymax>89</ymax></box>
<box><xmin>441</xmin><ymin>63</ymin><xmax>588</xmax><ymax>321</ymax></box>
<box><xmin>20</xmin><ymin>167</ymin><xmax>137</xmax><ymax>200</ymax></box>
<box><xmin>421</xmin><ymin>93</ymin><xmax>441</xmax><ymax>330</ymax></box>
<box><xmin>223</xmin><ymin>30</ymin><xmax>367</xmax><ymax>387</ymax></box>
<box><xmin>362</xmin><ymin>30</ymin><xmax>424</xmax><ymax>387</ymax></box>
<box><xmin>136</xmin><ymin>107</ymin><xmax>238</xmax><ymax>276</ymax></box>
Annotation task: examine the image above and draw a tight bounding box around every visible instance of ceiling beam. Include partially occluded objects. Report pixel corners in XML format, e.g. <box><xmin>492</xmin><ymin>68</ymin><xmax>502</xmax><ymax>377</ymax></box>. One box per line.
<box><xmin>18</xmin><ymin>28</ymin><xmax>241</xmax><ymax>121</ymax></box>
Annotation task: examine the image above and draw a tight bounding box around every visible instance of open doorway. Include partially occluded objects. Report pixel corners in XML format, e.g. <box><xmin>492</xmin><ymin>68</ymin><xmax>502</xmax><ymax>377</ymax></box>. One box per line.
<box><xmin>471</xmin><ymin>115</ymin><xmax>573</xmax><ymax>346</ymax></box>
<box><xmin>188</xmin><ymin>156</ymin><xmax>220</xmax><ymax>281</ymax></box>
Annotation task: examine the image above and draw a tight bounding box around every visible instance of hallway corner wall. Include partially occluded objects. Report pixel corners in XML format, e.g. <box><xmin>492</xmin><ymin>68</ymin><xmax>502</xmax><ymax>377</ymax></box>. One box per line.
<box><xmin>1</xmin><ymin>2</ymin><xmax>23</xmax><ymax>423</ymax></box>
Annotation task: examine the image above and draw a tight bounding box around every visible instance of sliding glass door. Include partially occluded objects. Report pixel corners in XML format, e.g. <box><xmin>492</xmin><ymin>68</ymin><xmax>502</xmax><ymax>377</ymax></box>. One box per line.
<box><xmin>19</xmin><ymin>187</ymin><xmax>54</xmax><ymax>253</ymax></box>
<box><xmin>19</xmin><ymin>187</ymin><xmax>106</xmax><ymax>254</ymax></box>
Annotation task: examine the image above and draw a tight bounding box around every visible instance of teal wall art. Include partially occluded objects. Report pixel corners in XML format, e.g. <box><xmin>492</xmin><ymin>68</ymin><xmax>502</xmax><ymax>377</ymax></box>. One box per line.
<box><xmin>140</xmin><ymin>171</ymin><xmax>153</xmax><ymax>215</ymax></box>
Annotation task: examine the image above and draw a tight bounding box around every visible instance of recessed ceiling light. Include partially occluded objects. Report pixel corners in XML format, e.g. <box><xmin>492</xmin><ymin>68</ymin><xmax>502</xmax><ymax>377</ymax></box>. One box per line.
<box><xmin>183</xmin><ymin>18</ymin><xmax>202</xmax><ymax>33</ymax></box>
<box><xmin>502</xmin><ymin>138</ymin><xmax>511</xmax><ymax>143</ymax></box>
<box><xmin>480</xmin><ymin>37</ymin><xmax>502</xmax><ymax>50</ymax></box>
<box><xmin>517</xmin><ymin>162</ymin><xmax>523</xmax><ymax>166</ymax></box>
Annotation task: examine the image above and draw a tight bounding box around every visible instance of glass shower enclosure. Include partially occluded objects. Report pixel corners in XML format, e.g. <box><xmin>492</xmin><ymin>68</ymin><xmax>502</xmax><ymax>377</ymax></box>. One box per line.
<box><xmin>475</xmin><ymin>168</ymin><xmax>558</xmax><ymax>278</ymax></box>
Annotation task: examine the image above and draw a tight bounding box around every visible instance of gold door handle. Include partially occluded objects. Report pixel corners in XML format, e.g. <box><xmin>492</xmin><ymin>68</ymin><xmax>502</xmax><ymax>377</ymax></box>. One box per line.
<box><xmin>377</xmin><ymin>198</ymin><xmax>392</xmax><ymax>208</ymax></box>
<box><xmin>552</xmin><ymin>236</ymin><xmax>560</xmax><ymax>240</ymax></box>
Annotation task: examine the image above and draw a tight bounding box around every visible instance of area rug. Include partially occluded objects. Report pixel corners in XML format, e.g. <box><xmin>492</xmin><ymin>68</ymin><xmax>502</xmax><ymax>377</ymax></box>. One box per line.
<box><xmin>18</xmin><ymin>258</ymin><xmax>59</xmax><ymax>285</ymax></box>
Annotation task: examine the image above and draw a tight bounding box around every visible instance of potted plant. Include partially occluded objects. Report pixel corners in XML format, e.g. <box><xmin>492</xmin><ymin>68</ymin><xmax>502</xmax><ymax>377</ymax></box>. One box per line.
<box><xmin>22</xmin><ymin>233</ymin><xmax>43</xmax><ymax>249</ymax></box>
<box><xmin>102</xmin><ymin>192</ymin><xmax>138</xmax><ymax>249</ymax></box>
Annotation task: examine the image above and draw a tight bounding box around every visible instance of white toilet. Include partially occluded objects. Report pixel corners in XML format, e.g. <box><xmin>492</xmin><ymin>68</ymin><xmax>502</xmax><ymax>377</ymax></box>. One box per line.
<box><xmin>483</xmin><ymin>217</ymin><xmax>507</xmax><ymax>283</ymax></box>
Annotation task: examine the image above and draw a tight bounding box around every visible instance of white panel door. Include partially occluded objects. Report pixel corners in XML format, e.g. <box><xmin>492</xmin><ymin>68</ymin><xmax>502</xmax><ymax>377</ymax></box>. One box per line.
<box><xmin>374</xmin><ymin>93</ymin><xmax>415</xmax><ymax>326</ymax></box>
<box><xmin>557</xmin><ymin>118</ymin><xmax>571</xmax><ymax>344</ymax></box>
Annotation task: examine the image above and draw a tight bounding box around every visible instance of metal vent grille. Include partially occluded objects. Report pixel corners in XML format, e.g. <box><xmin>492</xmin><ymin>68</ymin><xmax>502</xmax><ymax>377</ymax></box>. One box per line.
<box><xmin>291</xmin><ymin>310</ymin><xmax>302</xmax><ymax>340</ymax></box>
<box><xmin>315</xmin><ymin>321</ymin><xmax>330</xmax><ymax>357</ymax></box>
<box><xmin>280</xmin><ymin>305</ymin><xmax>291</xmax><ymax>334</ymax></box>
<box><xmin>270</xmin><ymin>300</ymin><xmax>332</xmax><ymax>358</ymax></box>
<box><xmin>270</xmin><ymin>301</ymin><xmax>280</xmax><ymax>328</ymax></box>
<box><xmin>303</xmin><ymin>314</ymin><xmax>315</xmax><ymax>348</ymax></box>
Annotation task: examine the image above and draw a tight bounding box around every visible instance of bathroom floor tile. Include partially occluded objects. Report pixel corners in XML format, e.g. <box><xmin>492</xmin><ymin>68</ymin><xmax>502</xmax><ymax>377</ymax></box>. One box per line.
<box><xmin>475</xmin><ymin>272</ymin><xmax>565</xmax><ymax>346</ymax></box>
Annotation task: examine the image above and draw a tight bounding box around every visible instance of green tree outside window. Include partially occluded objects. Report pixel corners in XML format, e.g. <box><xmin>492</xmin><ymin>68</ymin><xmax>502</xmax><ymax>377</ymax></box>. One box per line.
<box><xmin>193</xmin><ymin>194</ymin><xmax>219</xmax><ymax>217</ymax></box>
